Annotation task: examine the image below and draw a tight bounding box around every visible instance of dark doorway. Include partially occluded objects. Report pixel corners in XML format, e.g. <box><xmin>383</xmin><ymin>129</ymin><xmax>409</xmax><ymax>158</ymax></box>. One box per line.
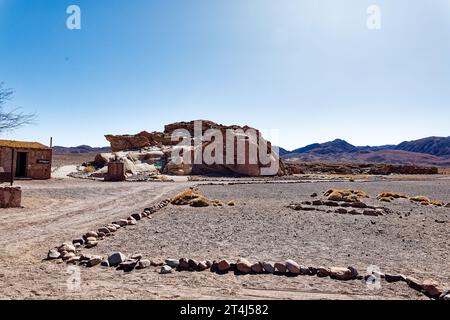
<box><xmin>15</xmin><ymin>152</ymin><xmax>27</xmax><ymax>177</ymax></box>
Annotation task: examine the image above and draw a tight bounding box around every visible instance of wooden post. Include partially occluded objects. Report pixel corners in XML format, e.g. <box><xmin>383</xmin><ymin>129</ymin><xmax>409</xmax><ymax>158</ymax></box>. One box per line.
<box><xmin>50</xmin><ymin>137</ymin><xmax>53</xmax><ymax>148</ymax></box>
<box><xmin>10</xmin><ymin>148</ymin><xmax>14</xmax><ymax>186</ymax></box>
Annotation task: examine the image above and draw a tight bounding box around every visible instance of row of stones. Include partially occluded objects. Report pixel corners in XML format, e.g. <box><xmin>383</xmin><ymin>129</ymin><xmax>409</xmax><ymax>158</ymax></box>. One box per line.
<box><xmin>288</xmin><ymin>199</ymin><xmax>388</xmax><ymax>217</ymax></box>
<box><xmin>69</xmin><ymin>252</ymin><xmax>450</xmax><ymax>301</ymax></box>
<box><xmin>162</xmin><ymin>258</ymin><xmax>449</xmax><ymax>300</ymax></box>
<box><xmin>47</xmin><ymin>198</ymin><xmax>172</xmax><ymax>262</ymax></box>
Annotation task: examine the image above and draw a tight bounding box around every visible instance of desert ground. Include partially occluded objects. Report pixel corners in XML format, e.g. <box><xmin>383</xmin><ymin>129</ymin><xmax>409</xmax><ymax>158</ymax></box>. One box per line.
<box><xmin>0</xmin><ymin>167</ymin><xmax>449</xmax><ymax>300</ymax></box>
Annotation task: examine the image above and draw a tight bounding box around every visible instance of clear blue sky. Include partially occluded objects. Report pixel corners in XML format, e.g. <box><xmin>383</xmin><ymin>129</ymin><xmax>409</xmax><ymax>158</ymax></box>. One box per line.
<box><xmin>1</xmin><ymin>0</ymin><xmax>449</xmax><ymax>149</ymax></box>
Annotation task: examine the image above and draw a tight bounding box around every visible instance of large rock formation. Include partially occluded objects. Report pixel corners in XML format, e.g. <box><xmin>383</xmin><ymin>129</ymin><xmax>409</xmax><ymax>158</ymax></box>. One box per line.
<box><xmin>103</xmin><ymin>120</ymin><xmax>284</xmax><ymax>177</ymax></box>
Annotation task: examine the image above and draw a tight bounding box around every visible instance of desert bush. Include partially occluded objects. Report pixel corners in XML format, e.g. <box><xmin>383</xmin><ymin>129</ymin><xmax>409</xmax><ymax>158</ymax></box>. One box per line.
<box><xmin>171</xmin><ymin>189</ymin><xmax>202</xmax><ymax>205</ymax></box>
<box><xmin>324</xmin><ymin>189</ymin><xmax>368</xmax><ymax>202</ymax></box>
<box><xmin>189</xmin><ymin>197</ymin><xmax>210</xmax><ymax>207</ymax></box>
<box><xmin>84</xmin><ymin>165</ymin><xmax>96</xmax><ymax>173</ymax></box>
<box><xmin>377</xmin><ymin>192</ymin><xmax>407</xmax><ymax>199</ymax></box>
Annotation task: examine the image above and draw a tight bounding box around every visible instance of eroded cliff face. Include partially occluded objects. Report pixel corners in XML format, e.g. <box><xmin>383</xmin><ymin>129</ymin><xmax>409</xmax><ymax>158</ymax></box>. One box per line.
<box><xmin>104</xmin><ymin>120</ymin><xmax>285</xmax><ymax>177</ymax></box>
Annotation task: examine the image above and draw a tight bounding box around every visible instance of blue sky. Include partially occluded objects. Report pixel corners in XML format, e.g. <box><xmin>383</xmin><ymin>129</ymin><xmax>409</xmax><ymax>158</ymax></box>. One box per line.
<box><xmin>0</xmin><ymin>0</ymin><xmax>449</xmax><ymax>149</ymax></box>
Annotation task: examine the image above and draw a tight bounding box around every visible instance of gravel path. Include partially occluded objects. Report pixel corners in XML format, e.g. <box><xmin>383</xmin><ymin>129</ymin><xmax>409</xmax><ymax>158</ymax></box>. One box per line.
<box><xmin>0</xmin><ymin>178</ymin><xmax>448</xmax><ymax>299</ymax></box>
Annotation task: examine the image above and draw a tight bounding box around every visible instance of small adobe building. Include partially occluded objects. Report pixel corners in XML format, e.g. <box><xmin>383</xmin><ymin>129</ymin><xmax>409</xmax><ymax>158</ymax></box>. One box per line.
<box><xmin>0</xmin><ymin>140</ymin><xmax>52</xmax><ymax>180</ymax></box>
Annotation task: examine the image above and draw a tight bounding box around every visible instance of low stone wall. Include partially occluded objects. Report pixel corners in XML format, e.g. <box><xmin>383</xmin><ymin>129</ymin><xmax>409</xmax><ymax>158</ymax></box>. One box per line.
<box><xmin>0</xmin><ymin>186</ymin><xmax>22</xmax><ymax>208</ymax></box>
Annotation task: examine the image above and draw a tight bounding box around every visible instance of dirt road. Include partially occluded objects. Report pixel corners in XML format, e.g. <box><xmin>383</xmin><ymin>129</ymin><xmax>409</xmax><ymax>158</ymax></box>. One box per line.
<box><xmin>0</xmin><ymin>179</ymin><xmax>191</xmax><ymax>299</ymax></box>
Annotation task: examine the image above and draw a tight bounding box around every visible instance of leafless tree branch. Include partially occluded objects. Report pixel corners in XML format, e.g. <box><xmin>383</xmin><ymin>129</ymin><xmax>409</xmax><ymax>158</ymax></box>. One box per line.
<box><xmin>0</xmin><ymin>82</ymin><xmax>36</xmax><ymax>133</ymax></box>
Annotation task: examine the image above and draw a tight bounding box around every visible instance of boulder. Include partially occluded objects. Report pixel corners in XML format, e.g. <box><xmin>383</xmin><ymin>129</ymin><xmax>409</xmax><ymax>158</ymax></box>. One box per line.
<box><xmin>285</xmin><ymin>260</ymin><xmax>301</xmax><ymax>274</ymax></box>
<box><xmin>363</xmin><ymin>210</ymin><xmax>379</xmax><ymax>217</ymax></box>
<box><xmin>421</xmin><ymin>279</ymin><xmax>443</xmax><ymax>298</ymax></box>
<box><xmin>251</xmin><ymin>262</ymin><xmax>264</xmax><ymax>273</ymax></box>
<box><xmin>329</xmin><ymin>267</ymin><xmax>357</xmax><ymax>281</ymax></box>
<box><xmin>119</xmin><ymin>259</ymin><xmax>139</xmax><ymax>272</ymax></box>
<box><xmin>150</xmin><ymin>259</ymin><xmax>164</xmax><ymax>267</ymax></box>
<box><xmin>317</xmin><ymin>267</ymin><xmax>331</xmax><ymax>277</ymax></box>
<box><xmin>66</xmin><ymin>256</ymin><xmax>81</xmax><ymax>264</ymax></box>
<box><xmin>72</xmin><ymin>238</ymin><xmax>84</xmax><ymax>246</ymax></box>
<box><xmin>101</xmin><ymin>260</ymin><xmax>110</xmax><ymax>267</ymax></box>
<box><xmin>47</xmin><ymin>249</ymin><xmax>61</xmax><ymax>260</ymax></box>
<box><xmin>261</xmin><ymin>262</ymin><xmax>275</xmax><ymax>274</ymax></box>
<box><xmin>188</xmin><ymin>259</ymin><xmax>200</xmax><ymax>271</ymax></box>
<box><xmin>160</xmin><ymin>265</ymin><xmax>173</xmax><ymax>274</ymax></box>
<box><xmin>106</xmin><ymin>225</ymin><xmax>117</xmax><ymax>232</ymax></box>
<box><xmin>61</xmin><ymin>252</ymin><xmax>76</xmax><ymax>261</ymax></box>
<box><xmin>85</xmin><ymin>240</ymin><xmax>98</xmax><ymax>248</ymax></box>
<box><xmin>137</xmin><ymin>259</ymin><xmax>151</xmax><ymax>269</ymax></box>
<box><xmin>405</xmin><ymin>276</ymin><xmax>423</xmax><ymax>291</ymax></box>
<box><xmin>236</xmin><ymin>258</ymin><xmax>252</xmax><ymax>274</ymax></box>
<box><xmin>131</xmin><ymin>213</ymin><xmax>142</xmax><ymax>221</ymax></box>
<box><xmin>131</xmin><ymin>253</ymin><xmax>143</xmax><ymax>260</ymax></box>
<box><xmin>274</xmin><ymin>262</ymin><xmax>287</xmax><ymax>273</ymax></box>
<box><xmin>116</xmin><ymin>219</ymin><xmax>129</xmax><ymax>227</ymax></box>
<box><xmin>165</xmin><ymin>259</ymin><xmax>179</xmax><ymax>268</ymax></box>
<box><xmin>105</xmin><ymin>133</ymin><xmax>152</xmax><ymax>152</ymax></box>
<box><xmin>58</xmin><ymin>243</ymin><xmax>76</xmax><ymax>253</ymax></box>
<box><xmin>384</xmin><ymin>273</ymin><xmax>406</xmax><ymax>283</ymax></box>
<box><xmin>84</xmin><ymin>231</ymin><xmax>98</xmax><ymax>239</ymax></box>
<box><xmin>197</xmin><ymin>261</ymin><xmax>209</xmax><ymax>271</ymax></box>
<box><xmin>87</xmin><ymin>256</ymin><xmax>102</xmax><ymax>267</ymax></box>
<box><xmin>98</xmin><ymin>227</ymin><xmax>111</xmax><ymax>234</ymax></box>
<box><xmin>178</xmin><ymin>258</ymin><xmax>190</xmax><ymax>270</ymax></box>
<box><xmin>217</xmin><ymin>259</ymin><xmax>231</xmax><ymax>273</ymax></box>
<box><xmin>108</xmin><ymin>252</ymin><xmax>127</xmax><ymax>267</ymax></box>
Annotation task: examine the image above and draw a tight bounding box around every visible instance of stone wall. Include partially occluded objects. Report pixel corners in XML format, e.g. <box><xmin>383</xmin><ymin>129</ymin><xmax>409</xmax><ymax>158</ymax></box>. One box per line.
<box><xmin>0</xmin><ymin>186</ymin><xmax>22</xmax><ymax>208</ymax></box>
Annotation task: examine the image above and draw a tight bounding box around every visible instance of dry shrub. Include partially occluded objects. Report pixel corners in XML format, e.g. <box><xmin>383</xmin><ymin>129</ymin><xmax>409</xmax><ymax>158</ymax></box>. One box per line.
<box><xmin>377</xmin><ymin>192</ymin><xmax>407</xmax><ymax>199</ymax></box>
<box><xmin>189</xmin><ymin>196</ymin><xmax>210</xmax><ymax>207</ymax></box>
<box><xmin>171</xmin><ymin>189</ymin><xmax>233</xmax><ymax>208</ymax></box>
<box><xmin>379</xmin><ymin>197</ymin><xmax>392</xmax><ymax>203</ymax></box>
<box><xmin>431</xmin><ymin>200</ymin><xmax>444</xmax><ymax>207</ymax></box>
<box><xmin>410</xmin><ymin>196</ymin><xmax>430</xmax><ymax>203</ymax></box>
<box><xmin>324</xmin><ymin>189</ymin><xmax>368</xmax><ymax>202</ymax></box>
<box><xmin>211</xmin><ymin>199</ymin><xmax>224</xmax><ymax>207</ymax></box>
<box><xmin>84</xmin><ymin>165</ymin><xmax>96</xmax><ymax>173</ymax></box>
<box><xmin>171</xmin><ymin>189</ymin><xmax>202</xmax><ymax>205</ymax></box>
<box><xmin>227</xmin><ymin>200</ymin><xmax>236</xmax><ymax>206</ymax></box>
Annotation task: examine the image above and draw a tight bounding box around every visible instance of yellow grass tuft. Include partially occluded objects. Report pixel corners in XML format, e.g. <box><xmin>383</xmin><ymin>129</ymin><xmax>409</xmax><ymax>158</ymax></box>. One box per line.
<box><xmin>189</xmin><ymin>196</ymin><xmax>210</xmax><ymax>207</ymax></box>
<box><xmin>84</xmin><ymin>165</ymin><xmax>96</xmax><ymax>173</ymax></box>
<box><xmin>171</xmin><ymin>189</ymin><xmax>202</xmax><ymax>205</ymax></box>
<box><xmin>377</xmin><ymin>192</ymin><xmax>407</xmax><ymax>199</ymax></box>
<box><xmin>323</xmin><ymin>189</ymin><xmax>368</xmax><ymax>202</ymax></box>
<box><xmin>410</xmin><ymin>196</ymin><xmax>431</xmax><ymax>203</ymax></box>
<box><xmin>211</xmin><ymin>199</ymin><xmax>224</xmax><ymax>207</ymax></box>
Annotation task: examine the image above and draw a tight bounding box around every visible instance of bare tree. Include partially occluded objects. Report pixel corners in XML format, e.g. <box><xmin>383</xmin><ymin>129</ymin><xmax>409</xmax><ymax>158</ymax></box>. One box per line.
<box><xmin>0</xmin><ymin>82</ymin><xmax>36</xmax><ymax>133</ymax></box>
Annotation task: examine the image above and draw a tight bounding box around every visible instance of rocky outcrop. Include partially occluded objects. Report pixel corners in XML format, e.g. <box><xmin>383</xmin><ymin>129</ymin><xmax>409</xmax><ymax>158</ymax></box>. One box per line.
<box><xmin>103</xmin><ymin>120</ymin><xmax>284</xmax><ymax>177</ymax></box>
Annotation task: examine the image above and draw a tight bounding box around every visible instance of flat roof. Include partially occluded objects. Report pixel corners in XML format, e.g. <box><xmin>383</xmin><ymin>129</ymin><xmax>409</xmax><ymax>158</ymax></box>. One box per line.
<box><xmin>0</xmin><ymin>139</ymin><xmax>51</xmax><ymax>150</ymax></box>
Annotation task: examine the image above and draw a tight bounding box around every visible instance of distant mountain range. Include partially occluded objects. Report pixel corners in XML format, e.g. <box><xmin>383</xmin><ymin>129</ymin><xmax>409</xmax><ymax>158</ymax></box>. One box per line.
<box><xmin>279</xmin><ymin>136</ymin><xmax>450</xmax><ymax>167</ymax></box>
<box><xmin>52</xmin><ymin>145</ymin><xmax>111</xmax><ymax>154</ymax></box>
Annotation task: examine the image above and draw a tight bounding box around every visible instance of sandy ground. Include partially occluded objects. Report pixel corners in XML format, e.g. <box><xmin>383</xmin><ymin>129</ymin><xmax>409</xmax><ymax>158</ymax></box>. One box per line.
<box><xmin>0</xmin><ymin>175</ymin><xmax>448</xmax><ymax>300</ymax></box>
